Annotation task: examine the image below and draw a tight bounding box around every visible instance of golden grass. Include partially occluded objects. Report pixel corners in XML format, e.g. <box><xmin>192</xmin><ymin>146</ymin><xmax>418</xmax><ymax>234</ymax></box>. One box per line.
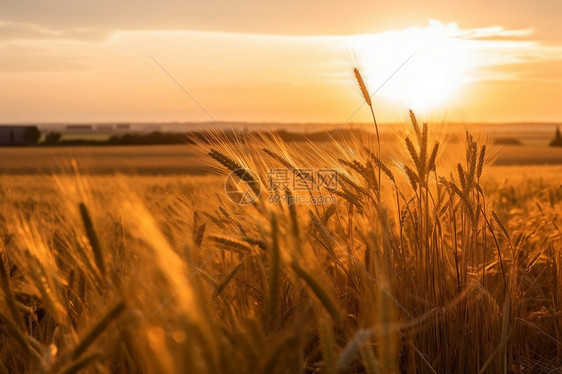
<box><xmin>0</xmin><ymin>79</ymin><xmax>561</xmax><ymax>372</ymax></box>
<box><xmin>0</xmin><ymin>152</ymin><xmax>560</xmax><ymax>372</ymax></box>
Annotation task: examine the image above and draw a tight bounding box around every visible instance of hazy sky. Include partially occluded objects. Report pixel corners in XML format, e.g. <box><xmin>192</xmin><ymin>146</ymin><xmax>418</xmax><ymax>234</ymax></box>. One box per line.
<box><xmin>1</xmin><ymin>1</ymin><xmax>561</xmax><ymax>123</ymax></box>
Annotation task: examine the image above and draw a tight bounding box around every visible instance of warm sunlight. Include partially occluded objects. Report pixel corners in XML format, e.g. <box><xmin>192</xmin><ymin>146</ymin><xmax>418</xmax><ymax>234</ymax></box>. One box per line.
<box><xmin>2</xmin><ymin>2</ymin><xmax>562</xmax><ymax>373</ymax></box>
<box><xmin>352</xmin><ymin>21</ymin><xmax>477</xmax><ymax>112</ymax></box>
<box><xmin>1</xmin><ymin>17</ymin><xmax>561</xmax><ymax>123</ymax></box>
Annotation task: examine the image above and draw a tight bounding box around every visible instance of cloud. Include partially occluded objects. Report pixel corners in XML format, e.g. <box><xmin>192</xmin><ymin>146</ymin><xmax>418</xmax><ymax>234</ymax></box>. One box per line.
<box><xmin>1</xmin><ymin>20</ymin><xmax>561</xmax><ymax>80</ymax></box>
<box><xmin>0</xmin><ymin>19</ymin><xmax>561</xmax><ymax>122</ymax></box>
<box><xmin>0</xmin><ymin>20</ymin><xmax>110</xmax><ymax>42</ymax></box>
<box><xmin>0</xmin><ymin>0</ymin><xmax>561</xmax><ymax>42</ymax></box>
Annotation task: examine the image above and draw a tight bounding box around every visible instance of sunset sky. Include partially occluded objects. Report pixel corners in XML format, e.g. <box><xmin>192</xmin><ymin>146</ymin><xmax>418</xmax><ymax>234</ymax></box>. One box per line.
<box><xmin>1</xmin><ymin>0</ymin><xmax>561</xmax><ymax>124</ymax></box>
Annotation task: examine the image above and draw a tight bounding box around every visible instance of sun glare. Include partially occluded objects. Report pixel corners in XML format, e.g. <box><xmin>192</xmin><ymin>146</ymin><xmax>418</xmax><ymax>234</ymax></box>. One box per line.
<box><xmin>351</xmin><ymin>21</ymin><xmax>475</xmax><ymax>112</ymax></box>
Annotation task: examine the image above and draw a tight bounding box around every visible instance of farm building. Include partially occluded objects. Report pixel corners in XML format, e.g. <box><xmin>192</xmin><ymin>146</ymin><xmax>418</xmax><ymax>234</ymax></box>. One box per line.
<box><xmin>0</xmin><ymin>125</ymin><xmax>40</xmax><ymax>146</ymax></box>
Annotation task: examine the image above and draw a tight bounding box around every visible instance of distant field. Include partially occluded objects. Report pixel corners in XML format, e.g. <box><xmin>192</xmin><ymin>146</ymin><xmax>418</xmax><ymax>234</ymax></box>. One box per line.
<box><xmin>0</xmin><ymin>145</ymin><xmax>206</xmax><ymax>175</ymax></box>
<box><xmin>0</xmin><ymin>143</ymin><xmax>561</xmax><ymax>175</ymax></box>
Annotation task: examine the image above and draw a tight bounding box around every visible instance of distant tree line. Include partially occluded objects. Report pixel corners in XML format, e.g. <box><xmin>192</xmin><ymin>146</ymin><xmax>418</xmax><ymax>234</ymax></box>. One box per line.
<box><xmin>38</xmin><ymin>129</ymin><xmax>368</xmax><ymax>146</ymax></box>
<box><xmin>41</xmin><ymin>131</ymin><xmax>191</xmax><ymax>146</ymax></box>
<box><xmin>20</xmin><ymin>126</ymin><xmax>562</xmax><ymax>147</ymax></box>
<box><xmin>551</xmin><ymin>126</ymin><xmax>562</xmax><ymax>147</ymax></box>
<box><xmin>24</xmin><ymin>126</ymin><xmax>41</xmax><ymax>144</ymax></box>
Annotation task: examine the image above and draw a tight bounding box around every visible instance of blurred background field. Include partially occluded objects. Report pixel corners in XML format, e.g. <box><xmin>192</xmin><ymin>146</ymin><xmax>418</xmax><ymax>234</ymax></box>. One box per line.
<box><xmin>1</xmin><ymin>141</ymin><xmax>561</xmax><ymax>175</ymax></box>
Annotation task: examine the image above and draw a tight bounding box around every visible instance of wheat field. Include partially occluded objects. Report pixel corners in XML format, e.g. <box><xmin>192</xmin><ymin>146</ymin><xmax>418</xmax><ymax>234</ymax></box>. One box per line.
<box><xmin>1</xmin><ymin>77</ymin><xmax>561</xmax><ymax>372</ymax></box>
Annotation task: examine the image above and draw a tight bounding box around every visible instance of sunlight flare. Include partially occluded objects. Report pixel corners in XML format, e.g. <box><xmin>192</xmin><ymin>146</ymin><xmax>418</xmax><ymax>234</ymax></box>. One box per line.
<box><xmin>351</xmin><ymin>21</ymin><xmax>481</xmax><ymax>111</ymax></box>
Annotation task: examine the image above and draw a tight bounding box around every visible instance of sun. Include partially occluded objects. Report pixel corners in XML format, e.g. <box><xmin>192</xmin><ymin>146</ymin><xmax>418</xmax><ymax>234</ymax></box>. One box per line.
<box><xmin>350</xmin><ymin>21</ymin><xmax>476</xmax><ymax>112</ymax></box>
